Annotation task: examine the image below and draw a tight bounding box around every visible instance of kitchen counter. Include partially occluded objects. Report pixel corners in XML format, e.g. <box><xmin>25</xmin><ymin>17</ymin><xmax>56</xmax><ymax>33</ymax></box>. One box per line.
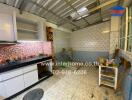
<box><xmin>0</xmin><ymin>56</ymin><xmax>52</xmax><ymax>73</ymax></box>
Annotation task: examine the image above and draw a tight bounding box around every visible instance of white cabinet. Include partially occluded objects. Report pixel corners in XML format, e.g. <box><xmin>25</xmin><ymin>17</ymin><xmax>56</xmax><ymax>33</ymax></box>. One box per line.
<box><xmin>0</xmin><ymin>68</ymin><xmax>24</xmax><ymax>97</ymax></box>
<box><xmin>4</xmin><ymin>75</ymin><xmax>24</xmax><ymax>97</ymax></box>
<box><xmin>0</xmin><ymin>68</ymin><xmax>23</xmax><ymax>97</ymax></box>
<box><xmin>0</xmin><ymin>64</ymin><xmax>39</xmax><ymax>98</ymax></box>
<box><xmin>0</xmin><ymin>3</ymin><xmax>47</xmax><ymax>42</ymax></box>
<box><xmin>0</xmin><ymin>75</ymin><xmax>2</xmax><ymax>82</ymax></box>
<box><xmin>0</xmin><ymin>13</ymin><xmax>16</xmax><ymax>41</ymax></box>
<box><xmin>0</xmin><ymin>4</ymin><xmax>17</xmax><ymax>42</ymax></box>
<box><xmin>23</xmin><ymin>64</ymin><xmax>38</xmax><ymax>88</ymax></box>
<box><xmin>23</xmin><ymin>64</ymin><xmax>37</xmax><ymax>73</ymax></box>
<box><xmin>16</xmin><ymin>18</ymin><xmax>45</xmax><ymax>41</ymax></box>
<box><xmin>0</xmin><ymin>68</ymin><xmax>23</xmax><ymax>81</ymax></box>
<box><xmin>24</xmin><ymin>70</ymin><xmax>38</xmax><ymax>88</ymax></box>
<box><xmin>0</xmin><ymin>82</ymin><xmax>6</xmax><ymax>97</ymax></box>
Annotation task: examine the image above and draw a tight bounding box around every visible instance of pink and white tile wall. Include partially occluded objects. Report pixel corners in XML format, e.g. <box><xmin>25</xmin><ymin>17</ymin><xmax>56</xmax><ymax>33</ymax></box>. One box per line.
<box><xmin>0</xmin><ymin>41</ymin><xmax>52</xmax><ymax>63</ymax></box>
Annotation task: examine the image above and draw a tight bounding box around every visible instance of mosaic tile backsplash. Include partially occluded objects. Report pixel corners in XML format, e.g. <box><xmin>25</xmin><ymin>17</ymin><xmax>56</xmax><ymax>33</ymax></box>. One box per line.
<box><xmin>0</xmin><ymin>41</ymin><xmax>52</xmax><ymax>64</ymax></box>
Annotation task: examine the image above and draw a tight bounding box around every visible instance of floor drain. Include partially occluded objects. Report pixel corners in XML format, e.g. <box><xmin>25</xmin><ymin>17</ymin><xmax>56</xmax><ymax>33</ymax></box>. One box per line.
<box><xmin>23</xmin><ymin>88</ymin><xmax>44</xmax><ymax>100</ymax></box>
<box><xmin>90</xmin><ymin>93</ymin><xmax>94</xmax><ymax>98</ymax></box>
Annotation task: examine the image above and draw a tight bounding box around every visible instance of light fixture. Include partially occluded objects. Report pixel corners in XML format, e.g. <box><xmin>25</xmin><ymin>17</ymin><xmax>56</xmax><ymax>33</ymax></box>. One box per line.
<box><xmin>70</xmin><ymin>7</ymin><xmax>89</xmax><ymax>20</ymax></box>
<box><xmin>77</xmin><ymin>7</ymin><xmax>88</xmax><ymax>14</ymax></box>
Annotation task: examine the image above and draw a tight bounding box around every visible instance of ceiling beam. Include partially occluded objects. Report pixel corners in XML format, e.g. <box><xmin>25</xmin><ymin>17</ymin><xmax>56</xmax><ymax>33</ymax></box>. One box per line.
<box><xmin>40</xmin><ymin>0</ymin><xmax>62</xmax><ymax>16</ymax></box>
<box><xmin>58</xmin><ymin>0</ymin><xmax>118</xmax><ymax>26</ymax></box>
<box><xmin>30</xmin><ymin>1</ymin><xmax>80</xmax><ymax>29</ymax></box>
<box><xmin>75</xmin><ymin>0</ymin><xmax>118</xmax><ymax>30</ymax></box>
<box><xmin>14</xmin><ymin>0</ymin><xmax>19</xmax><ymax>7</ymax></box>
<box><xmin>56</xmin><ymin>0</ymin><xmax>80</xmax><ymax>16</ymax></box>
<box><xmin>49</xmin><ymin>0</ymin><xmax>93</xmax><ymax>26</ymax></box>
<box><xmin>38</xmin><ymin>0</ymin><xmax>54</xmax><ymax>15</ymax></box>
<box><xmin>59</xmin><ymin>0</ymin><xmax>92</xmax><ymax>18</ymax></box>
<box><xmin>63</xmin><ymin>0</ymin><xmax>90</xmax><ymax>25</ymax></box>
<box><xmin>96</xmin><ymin>0</ymin><xmax>103</xmax><ymax>21</ymax></box>
<box><xmin>19</xmin><ymin>0</ymin><xmax>29</xmax><ymax>14</ymax></box>
<box><xmin>89</xmin><ymin>0</ymin><xmax>118</xmax><ymax>13</ymax></box>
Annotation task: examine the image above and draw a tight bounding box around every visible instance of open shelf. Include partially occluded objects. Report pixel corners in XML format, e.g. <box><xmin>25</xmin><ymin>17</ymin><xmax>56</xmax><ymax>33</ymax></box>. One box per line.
<box><xmin>101</xmin><ymin>74</ymin><xmax>115</xmax><ymax>79</ymax></box>
<box><xmin>17</xmin><ymin>28</ymin><xmax>37</xmax><ymax>33</ymax></box>
<box><xmin>16</xmin><ymin>17</ymin><xmax>39</xmax><ymax>40</ymax></box>
<box><xmin>101</xmin><ymin>80</ymin><xmax>115</xmax><ymax>88</ymax></box>
<box><xmin>99</xmin><ymin>65</ymin><xmax>118</xmax><ymax>90</ymax></box>
<box><xmin>101</xmin><ymin>76</ymin><xmax>115</xmax><ymax>83</ymax></box>
<box><xmin>38</xmin><ymin>71</ymin><xmax>52</xmax><ymax>80</ymax></box>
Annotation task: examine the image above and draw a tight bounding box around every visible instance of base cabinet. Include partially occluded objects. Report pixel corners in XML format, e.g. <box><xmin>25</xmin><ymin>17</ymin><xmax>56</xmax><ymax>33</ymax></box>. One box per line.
<box><xmin>4</xmin><ymin>75</ymin><xmax>24</xmax><ymax>97</ymax></box>
<box><xmin>0</xmin><ymin>59</ymin><xmax>52</xmax><ymax>98</ymax></box>
<box><xmin>0</xmin><ymin>82</ymin><xmax>6</xmax><ymax>97</ymax></box>
<box><xmin>0</xmin><ymin>64</ymin><xmax>39</xmax><ymax>98</ymax></box>
<box><xmin>24</xmin><ymin>70</ymin><xmax>38</xmax><ymax>88</ymax></box>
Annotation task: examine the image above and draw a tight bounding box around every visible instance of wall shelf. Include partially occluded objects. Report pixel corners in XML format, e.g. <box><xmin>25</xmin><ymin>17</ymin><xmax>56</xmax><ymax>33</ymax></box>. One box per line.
<box><xmin>17</xmin><ymin>28</ymin><xmax>37</xmax><ymax>33</ymax></box>
<box><xmin>16</xmin><ymin>17</ymin><xmax>39</xmax><ymax>40</ymax></box>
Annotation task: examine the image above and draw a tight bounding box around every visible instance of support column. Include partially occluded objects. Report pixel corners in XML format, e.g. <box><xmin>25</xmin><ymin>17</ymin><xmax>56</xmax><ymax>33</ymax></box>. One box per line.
<box><xmin>109</xmin><ymin>16</ymin><xmax>121</xmax><ymax>56</ymax></box>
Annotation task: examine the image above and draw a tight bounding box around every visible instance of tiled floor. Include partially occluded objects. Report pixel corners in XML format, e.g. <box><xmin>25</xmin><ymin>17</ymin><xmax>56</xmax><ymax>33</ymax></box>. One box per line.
<box><xmin>12</xmin><ymin>66</ymin><xmax>123</xmax><ymax>100</ymax></box>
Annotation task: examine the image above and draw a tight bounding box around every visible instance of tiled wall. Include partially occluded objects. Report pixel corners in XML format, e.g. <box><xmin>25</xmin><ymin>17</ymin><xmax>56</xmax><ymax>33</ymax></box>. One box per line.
<box><xmin>53</xmin><ymin>29</ymin><xmax>71</xmax><ymax>61</ymax></box>
<box><xmin>109</xmin><ymin>31</ymin><xmax>119</xmax><ymax>55</ymax></box>
<box><xmin>70</xmin><ymin>21</ymin><xmax>110</xmax><ymax>61</ymax></box>
<box><xmin>109</xmin><ymin>17</ymin><xmax>120</xmax><ymax>55</ymax></box>
<box><xmin>0</xmin><ymin>41</ymin><xmax>52</xmax><ymax>63</ymax></box>
<box><xmin>71</xmin><ymin>21</ymin><xmax>110</xmax><ymax>52</ymax></box>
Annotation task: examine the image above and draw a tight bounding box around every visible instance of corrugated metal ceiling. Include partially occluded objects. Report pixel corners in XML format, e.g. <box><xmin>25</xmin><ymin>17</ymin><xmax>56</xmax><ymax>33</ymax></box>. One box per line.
<box><xmin>0</xmin><ymin>0</ymin><xmax>119</xmax><ymax>31</ymax></box>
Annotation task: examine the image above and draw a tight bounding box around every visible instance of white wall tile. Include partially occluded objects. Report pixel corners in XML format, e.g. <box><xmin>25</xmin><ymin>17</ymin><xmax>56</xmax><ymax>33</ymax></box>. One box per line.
<box><xmin>53</xmin><ymin>29</ymin><xmax>71</xmax><ymax>53</ymax></box>
<box><xmin>109</xmin><ymin>16</ymin><xmax>120</xmax><ymax>54</ymax></box>
<box><xmin>70</xmin><ymin>21</ymin><xmax>110</xmax><ymax>52</ymax></box>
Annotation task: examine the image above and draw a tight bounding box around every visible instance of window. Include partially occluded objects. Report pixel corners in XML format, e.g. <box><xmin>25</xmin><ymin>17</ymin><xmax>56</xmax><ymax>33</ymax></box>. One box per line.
<box><xmin>127</xmin><ymin>5</ymin><xmax>132</xmax><ymax>52</ymax></box>
<box><xmin>120</xmin><ymin>38</ymin><xmax>125</xmax><ymax>50</ymax></box>
<box><xmin>127</xmin><ymin>37</ymin><xmax>132</xmax><ymax>51</ymax></box>
<box><xmin>119</xmin><ymin>5</ymin><xmax>132</xmax><ymax>53</ymax></box>
<box><xmin>128</xmin><ymin>5</ymin><xmax>132</xmax><ymax>36</ymax></box>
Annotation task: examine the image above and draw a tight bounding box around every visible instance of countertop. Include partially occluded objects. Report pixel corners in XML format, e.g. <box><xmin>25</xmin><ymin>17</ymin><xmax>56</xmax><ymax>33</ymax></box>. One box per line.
<box><xmin>0</xmin><ymin>56</ymin><xmax>52</xmax><ymax>73</ymax></box>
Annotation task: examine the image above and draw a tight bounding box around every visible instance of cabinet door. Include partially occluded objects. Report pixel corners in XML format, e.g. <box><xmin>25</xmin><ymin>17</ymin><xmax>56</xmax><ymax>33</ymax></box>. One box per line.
<box><xmin>0</xmin><ymin>68</ymin><xmax>23</xmax><ymax>81</ymax></box>
<box><xmin>0</xmin><ymin>13</ymin><xmax>15</xmax><ymax>41</ymax></box>
<box><xmin>0</xmin><ymin>82</ymin><xmax>6</xmax><ymax>97</ymax></box>
<box><xmin>0</xmin><ymin>75</ymin><xmax>2</xmax><ymax>82</ymax></box>
<box><xmin>4</xmin><ymin>75</ymin><xmax>24</xmax><ymax>97</ymax></box>
<box><xmin>47</xmin><ymin>60</ymin><xmax>52</xmax><ymax>72</ymax></box>
<box><xmin>23</xmin><ymin>70</ymin><xmax>38</xmax><ymax>88</ymax></box>
<box><xmin>41</xmin><ymin>60</ymin><xmax>52</xmax><ymax>72</ymax></box>
<box><xmin>23</xmin><ymin>64</ymin><xmax>37</xmax><ymax>73</ymax></box>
